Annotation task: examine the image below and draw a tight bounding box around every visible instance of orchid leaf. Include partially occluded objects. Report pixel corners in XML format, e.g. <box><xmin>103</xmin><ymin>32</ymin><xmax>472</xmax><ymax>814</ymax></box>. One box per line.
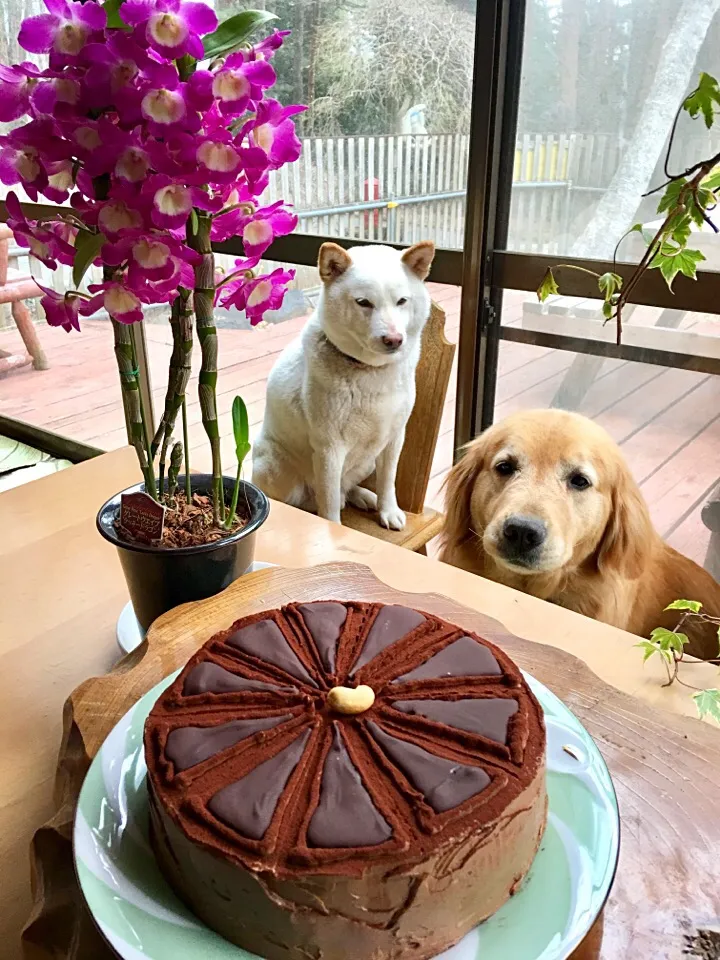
<box><xmin>537</xmin><ymin>268</ymin><xmax>559</xmax><ymax>302</ymax></box>
<box><xmin>72</xmin><ymin>231</ymin><xmax>106</xmax><ymax>288</ymax></box>
<box><xmin>102</xmin><ymin>0</ymin><xmax>131</xmax><ymax>30</ymax></box>
<box><xmin>693</xmin><ymin>689</ymin><xmax>720</xmax><ymax>724</ymax></box>
<box><xmin>202</xmin><ymin>10</ymin><xmax>278</xmax><ymax>61</ymax></box>
<box><xmin>231</xmin><ymin>395</ymin><xmax>251</xmax><ymax>466</ymax></box>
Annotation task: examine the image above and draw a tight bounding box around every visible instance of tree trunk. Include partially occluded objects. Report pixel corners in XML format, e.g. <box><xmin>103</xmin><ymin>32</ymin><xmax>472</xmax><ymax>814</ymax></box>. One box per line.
<box><xmin>558</xmin><ymin>0</ymin><xmax>581</xmax><ymax>129</ymax></box>
<box><xmin>571</xmin><ymin>0</ymin><xmax>720</xmax><ymax>259</ymax></box>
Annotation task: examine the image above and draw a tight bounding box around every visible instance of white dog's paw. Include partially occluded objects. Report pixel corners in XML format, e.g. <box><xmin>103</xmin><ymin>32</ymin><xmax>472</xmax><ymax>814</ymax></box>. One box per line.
<box><xmin>347</xmin><ymin>486</ymin><xmax>378</xmax><ymax>511</ymax></box>
<box><xmin>379</xmin><ymin>506</ymin><xmax>406</xmax><ymax>531</ymax></box>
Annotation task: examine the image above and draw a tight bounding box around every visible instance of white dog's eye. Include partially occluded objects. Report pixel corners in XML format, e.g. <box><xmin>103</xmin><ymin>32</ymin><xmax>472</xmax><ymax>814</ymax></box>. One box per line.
<box><xmin>355</xmin><ymin>298</ymin><xmax>373</xmax><ymax>308</ymax></box>
<box><xmin>569</xmin><ymin>472</ymin><xmax>591</xmax><ymax>490</ymax></box>
<box><xmin>397</xmin><ymin>297</ymin><xmax>408</xmax><ymax>306</ymax></box>
<box><xmin>495</xmin><ymin>460</ymin><xmax>516</xmax><ymax>477</ymax></box>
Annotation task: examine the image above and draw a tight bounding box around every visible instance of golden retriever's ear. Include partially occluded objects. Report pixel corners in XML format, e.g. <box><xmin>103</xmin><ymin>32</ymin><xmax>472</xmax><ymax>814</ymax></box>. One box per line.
<box><xmin>441</xmin><ymin>441</ymin><xmax>484</xmax><ymax>551</ymax></box>
<box><xmin>596</xmin><ymin>467</ymin><xmax>653</xmax><ymax>580</ymax></box>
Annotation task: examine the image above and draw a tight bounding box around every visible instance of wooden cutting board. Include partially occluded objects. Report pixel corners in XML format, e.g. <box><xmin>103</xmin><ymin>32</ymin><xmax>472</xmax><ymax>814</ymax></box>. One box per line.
<box><xmin>22</xmin><ymin>562</ymin><xmax>720</xmax><ymax>960</ymax></box>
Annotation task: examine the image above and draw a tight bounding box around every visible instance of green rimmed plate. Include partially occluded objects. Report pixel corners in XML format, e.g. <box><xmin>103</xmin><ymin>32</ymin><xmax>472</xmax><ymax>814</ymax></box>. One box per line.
<box><xmin>74</xmin><ymin>671</ymin><xmax>619</xmax><ymax>960</ymax></box>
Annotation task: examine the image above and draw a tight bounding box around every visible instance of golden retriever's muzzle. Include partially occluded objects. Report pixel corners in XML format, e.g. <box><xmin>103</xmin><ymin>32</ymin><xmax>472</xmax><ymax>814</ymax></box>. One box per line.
<box><xmin>495</xmin><ymin>514</ymin><xmax>548</xmax><ymax>568</ymax></box>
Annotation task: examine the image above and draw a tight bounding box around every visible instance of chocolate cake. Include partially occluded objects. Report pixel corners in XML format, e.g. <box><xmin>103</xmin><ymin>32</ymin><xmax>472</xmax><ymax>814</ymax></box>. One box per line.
<box><xmin>145</xmin><ymin>601</ymin><xmax>547</xmax><ymax>960</ymax></box>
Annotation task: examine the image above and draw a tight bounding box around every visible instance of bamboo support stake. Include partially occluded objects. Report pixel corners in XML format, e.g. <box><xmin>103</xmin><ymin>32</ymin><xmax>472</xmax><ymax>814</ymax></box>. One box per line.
<box><xmin>188</xmin><ymin>212</ymin><xmax>223</xmax><ymax>523</ymax></box>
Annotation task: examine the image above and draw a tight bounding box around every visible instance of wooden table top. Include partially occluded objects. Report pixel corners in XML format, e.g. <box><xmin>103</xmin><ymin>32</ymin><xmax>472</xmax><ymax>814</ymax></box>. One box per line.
<box><xmin>2</xmin><ymin>445</ymin><xmax>719</xmax><ymax>960</ymax></box>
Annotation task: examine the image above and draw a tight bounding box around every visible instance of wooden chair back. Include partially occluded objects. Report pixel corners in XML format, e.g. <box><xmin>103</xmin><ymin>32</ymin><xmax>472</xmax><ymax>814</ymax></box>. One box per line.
<box><xmin>395</xmin><ymin>301</ymin><xmax>455</xmax><ymax>514</ymax></box>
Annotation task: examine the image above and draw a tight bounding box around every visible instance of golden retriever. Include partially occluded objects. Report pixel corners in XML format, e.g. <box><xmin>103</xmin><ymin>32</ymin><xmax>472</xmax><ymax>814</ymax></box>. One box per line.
<box><xmin>439</xmin><ymin>409</ymin><xmax>720</xmax><ymax>659</ymax></box>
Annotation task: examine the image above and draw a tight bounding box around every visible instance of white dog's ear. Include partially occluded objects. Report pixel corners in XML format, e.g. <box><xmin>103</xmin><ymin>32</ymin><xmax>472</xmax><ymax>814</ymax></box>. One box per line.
<box><xmin>402</xmin><ymin>240</ymin><xmax>435</xmax><ymax>280</ymax></box>
<box><xmin>318</xmin><ymin>243</ymin><xmax>352</xmax><ymax>283</ymax></box>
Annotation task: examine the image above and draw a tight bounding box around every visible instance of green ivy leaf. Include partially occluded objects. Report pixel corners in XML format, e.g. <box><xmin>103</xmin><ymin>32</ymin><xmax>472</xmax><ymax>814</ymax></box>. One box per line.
<box><xmin>649</xmin><ymin>626</ymin><xmax>689</xmax><ymax>656</ymax></box>
<box><xmin>102</xmin><ymin>0</ymin><xmax>131</xmax><ymax>30</ymax></box>
<box><xmin>666</xmin><ymin>211</ymin><xmax>692</xmax><ymax>248</ymax></box>
<box><xmin>693</xmin><ymin>688</ymin><xmax>720</xmax><ymax>724</ymax></box>
<box><xmin>649</xmin><ymin>247</ymin><xmax>705</xmax><ymax>289</ymax></box>
<box><xmin>684</xmin><ymin>72</ymin><xmax>720</xmax><ymax>129</ymax></box>
<box><xmin>656</xmin><ymin>178</ymin><xmax>687</xmax><ymax>215</ymax></box>
<box><xmin>231</xmin><ymin>395</ymin><xmax>251</xmax><ymax>467</ymax></box>
<box><xmin>72</xmin><ymin>231</ymin><xmax>106</xmax><ymax>288</ymax></box>
<box><xmin>635</xmin><ymin>640</ymin><xmax>663</xmax><ymax>663</ymax></box>
<box><xmin>537</xmin><ymin>268</ymin><xmax>559</xmax><ymax>302</ymax></box>
<box><xmin>602</xmin><ymin>300</ymin><xmax>613</xmax><ymax>320</ymax></box>
<box><xmin>701</xmin><ymin>166</ymin><xmax>720</xmax><ymax>191</ymax></box>
<box><xmin>202</xmin><ymin>10</ymin><xmax>278</xmax><ymax>61</ymax></box>
<box><xmin>598</xmin><ymin>272</ymin><xmax>623</xmax><ymax>299</ymax></box>
<box><xmin>665</xmin><ymin>599</ymin><xmax>703</xmax><ymax>613</ymax></box>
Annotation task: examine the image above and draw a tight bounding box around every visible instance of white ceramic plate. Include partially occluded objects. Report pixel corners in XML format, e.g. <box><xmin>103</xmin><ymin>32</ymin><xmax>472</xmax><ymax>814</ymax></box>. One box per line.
<box><xmin>74</xmin><ymin>670</ymin><xmax>619</xmax><ymax>960</ymax></box>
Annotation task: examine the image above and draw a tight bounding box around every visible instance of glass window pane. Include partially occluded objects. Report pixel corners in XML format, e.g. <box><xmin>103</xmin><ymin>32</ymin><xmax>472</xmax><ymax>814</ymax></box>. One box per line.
<box><xmin>509</xmin><ymin>1</ymin><xmax>720</xmax><ymax>264</ymax></box>
<box><xmin>244</xmin><ymin>0</ymin><xmax>476</xmax><ymax>247</ymax></box>
<box><xmin>492</xmin><ymin>290</ymin><xmax>720</xmax><ymax>568</ymax></box>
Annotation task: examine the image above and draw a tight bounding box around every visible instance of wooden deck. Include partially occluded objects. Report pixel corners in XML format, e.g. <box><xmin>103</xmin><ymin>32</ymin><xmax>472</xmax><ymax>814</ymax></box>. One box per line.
<box><xmin>0</xmin><ymin>283</ymin><xmax>717</xmax><ymax>566</ymax></box>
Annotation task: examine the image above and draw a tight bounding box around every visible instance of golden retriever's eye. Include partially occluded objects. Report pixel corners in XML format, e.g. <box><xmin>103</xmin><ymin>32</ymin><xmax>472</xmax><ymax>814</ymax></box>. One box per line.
<box><xmin>355</xmin><ymin>298</ymin><xmax>373</xmax><ymax>308</ymax></box>
<box><xmin>397</xmin><ymin>297</ymin><xmax>408</xmax><ymax>306</ymax></box>
<box><xmin>569</xmin><ymin>472</ymin><xmax>591</xmax><ymax>490</ymax></box>
<box><xmin>495</xmin><ymin>460</ymin><xmax>517</xmax><ymax>477</ymax></box>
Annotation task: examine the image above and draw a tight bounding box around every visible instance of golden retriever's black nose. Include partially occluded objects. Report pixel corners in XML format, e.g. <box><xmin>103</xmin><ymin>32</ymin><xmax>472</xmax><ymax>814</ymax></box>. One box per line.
<box><xmin>502</xmin><ymin>516</ymin><xmax>547</xmax><ymax>556</ymax></box>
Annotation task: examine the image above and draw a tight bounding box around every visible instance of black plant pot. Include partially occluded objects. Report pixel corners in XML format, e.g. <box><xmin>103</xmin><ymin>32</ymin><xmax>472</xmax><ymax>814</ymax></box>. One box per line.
<box><xmin>97</xmin><ymin>474</ymin><xmax>269</xmax><ymax>632</ymax></box>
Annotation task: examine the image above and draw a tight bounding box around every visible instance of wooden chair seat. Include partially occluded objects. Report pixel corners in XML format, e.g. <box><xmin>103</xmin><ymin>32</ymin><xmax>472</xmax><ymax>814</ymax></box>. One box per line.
<box><xmin>340</xmin><ymin>300</ymin><xmax>456</xmax><ymax>553</ymax></box>
<box><xmin>341</xmin><ymin>504</ymin><xmax>444</xmax><ymax>552</ymax></box>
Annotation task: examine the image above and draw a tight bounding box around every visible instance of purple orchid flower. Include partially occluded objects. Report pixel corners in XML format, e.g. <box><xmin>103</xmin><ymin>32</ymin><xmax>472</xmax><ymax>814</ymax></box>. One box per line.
<box><xmin>4</xmin><ymin>192</ymin><xmax>76</xmax><ymax>268</ymax></box>
<box><xmin>217</xmin><ymin>264</ymin><xmax>295</xmax><ymax>324</ymax></box>
<box><xmin>238</xmin><ymin>98</ymin><xmax>305</xmax><ymax>186</ymax></box>
<box><xmin>240</xmin><ymin>201</ymin><xmax>297</xmax><ymax>258</ymax></box>
<box><xmin>212</xmin><ymin>56</ymin><xmax>276</xmax><ymax>116</ymax></box>
<box><xmin>121</xmin><ymin>0</ymin><xmax>217</xmax><ymax>61</ymax></box>
<box><xmin>253</xmin><ymin>29</ymin><xmax>290</xmax><ymax>60</ymax></box>
<box><xmin>3</xmin><ymin>5</ymin><xmax>302</xmax><ymax>334</ymax></box>
<box><xmin>19</xmin><ymin>0</ymin><xmax>106</xmax><ymax>58</ymax></box>
<box><xmin>82</xmin><ymin>280</ymin><xmax>144</xmax><ymax>324</ymax></box>
<box><xmin>0</xmin><ymin>63</ymin><xmax>46</xmax><ymax>122</ymax></box>
<box><xmin>40</xmin><ymin>288</ymin><xmax>82</xmax><ymax>332</ymax></box>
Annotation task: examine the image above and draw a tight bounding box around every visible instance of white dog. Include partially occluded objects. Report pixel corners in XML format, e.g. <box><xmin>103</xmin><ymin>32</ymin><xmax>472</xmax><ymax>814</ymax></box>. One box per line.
<box><xmin>252</xmin><ymin>240</ymin><xmax>435</xmax><ymax>530</ymax></box>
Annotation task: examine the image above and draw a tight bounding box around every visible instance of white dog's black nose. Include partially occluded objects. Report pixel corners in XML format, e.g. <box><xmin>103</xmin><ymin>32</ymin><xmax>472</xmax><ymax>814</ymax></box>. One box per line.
<box><xmin>501</xmin><ymin>516</ymin><xmax>547</xmax><ymax>556</ymax></box>
<box><xmin>381</xmin><ymin>333</ymin><xmax>404</xmax><ymax>351</ymax></box>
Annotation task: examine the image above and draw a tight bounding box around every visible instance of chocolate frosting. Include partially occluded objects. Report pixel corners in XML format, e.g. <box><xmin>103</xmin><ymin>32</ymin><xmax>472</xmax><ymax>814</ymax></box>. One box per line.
<box><xmin>392</xmin><ymin>698</ymin><xmax>519</xmax><ymax>744</ymax></box>
<box><xmin>183</xmin><ymin>662</ymin><xmax>296</xmax><ymax>696</ymax></box>
<box><xmin>209</xmin><ymin>729</ymin><xmax>311</xmax><ymax>840</ymax></box>
<box><xmin>367</xmin><ymin>721</ymin><xmax>491</xmax><ymax>813</ymax></box>
<box><xmin>307</xmin><ymin>725</ymin><xmax>392</xmax><ymax>848</ymax></box>
<box><xmin>166</xmin><ymin>715</ymin><xmax>291</xmax><ymax>771</ymax></box>
<box><xmin>297</xmin><ymin>602</ymin><xmax>347</xmax><ymax>673</ymax></box>
<box><xmin>145</xmin><ymin>599</ymin><xmax>545</xmax><ymax>880</ymax></box>
<box><xmin>227</xmin><ymin>619</ymin><xmax>316</xmax><ymax>685</ymax></box>
<box><xmin>351</xmin><ymin>605</ymin><xmax>425</xmax><ymax>674</ymax></box>
<box><xmin>394</xmin><ymin>636</ymin><xmax>502</xmax><ymax>682</ymax></box>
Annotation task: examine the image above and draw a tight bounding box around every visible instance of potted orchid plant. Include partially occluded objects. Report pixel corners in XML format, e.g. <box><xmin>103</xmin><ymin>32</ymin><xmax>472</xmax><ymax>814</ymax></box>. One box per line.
<box><xmin>0</xmin><ymin>0</ymin><xmax>303</xmax><ymax>628</ymax></box>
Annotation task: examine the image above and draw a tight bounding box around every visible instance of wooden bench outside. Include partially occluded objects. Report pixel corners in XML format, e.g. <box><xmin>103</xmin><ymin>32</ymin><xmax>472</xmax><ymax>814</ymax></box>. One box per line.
<box><xmin>0</xmin><ymin>224</ymin><xmax>48</xmax><ymax>376</ymax></box>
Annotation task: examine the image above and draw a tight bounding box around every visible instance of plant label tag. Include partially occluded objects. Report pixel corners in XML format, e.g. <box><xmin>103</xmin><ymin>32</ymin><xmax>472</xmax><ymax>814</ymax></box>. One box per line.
<box><xmin>120</xmin><ymin>491</ymin><xmax>165</xmax><ymax>543</ymax></box>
